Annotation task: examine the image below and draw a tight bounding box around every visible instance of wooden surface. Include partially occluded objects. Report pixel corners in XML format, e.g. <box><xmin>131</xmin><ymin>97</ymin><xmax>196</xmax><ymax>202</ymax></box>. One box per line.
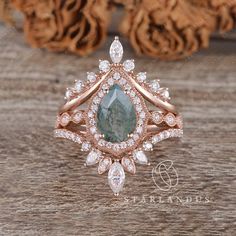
<box><xmin>0</xmin><ymin>24</ymin><xmax>236</xmax><ymax>236</ymax></box>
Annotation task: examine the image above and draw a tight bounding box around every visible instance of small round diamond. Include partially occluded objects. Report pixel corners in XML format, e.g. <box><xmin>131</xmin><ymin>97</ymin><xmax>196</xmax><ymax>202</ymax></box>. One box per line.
<box><xmin>90</xmin><ymin>126</ymin><xmax>97</xmax><ymax>134</ymax></box>
<box><xmin>113</xmin><ymin>72</ymin><xmax>120</xmax><ymax>80</ymax></box>
<box><xmin>143</xmin><ymin>141</ymin><xmax>153</xmax><ymax>151</ymax></box>
<box><xmin>102</xmin><ymin>84</ymin><xmax>109</xmax><ymax>91</ymax></box>
<box><xmin>161</xmin><ymin>89</ymin><xmax>170</xmax><ymax>100</ymax></box>
<box><xmin>81</xmin><ymin>142</ymin><xmax>91</xmax><ymax>151</ymax></box>
<box><xmin>120</xmin><ymin>78</ymin><xmax>127</xmax><ymax>85</ymax></box>
<box><xmin>136</xmin><ymin>105</ymin><xmax>142</xmax><ymax>112</ymax></box>
<box><xmin>75</xmin><ymin>80</ymin><xmax>83</xmax><ymax>93</ymax></box>
<box><xmin>108</xmin><ymin>78</ymin><xmax>114</xmax><ymax>86</ymax></box>
<box><xmin>137</xmin><ymin>72</ymin><xmax>146</xmax><ymax>83</ymax></box>
<box><xmin>149</xmin><ymin>80</ymin><xmax>160</xmax><ymax>92</ymax></box>
<box><xmin>60</xmin><ymin>113</ymin><xmax>70</xmax><ymax>127</ymax></box>
<box><xmin>152</xmin><ymin>111</ymin><xmax>163</xmax><ymax>124</ymax></box>
<box><xmin>164</xmin><ymin>113</ymin><xmax>176</xmax><ymax>127</ymax></box>
<box><xmin>99</xmin><ymin>60</ymin><xmax>110</xmax><ymax>72</ymax></box>
<box><xmin>123</xmin><ymin>60</ymin><xmax>135</xmax><ymax>71</ymax></box>
<box><xmin>65</xmin><ymin>88</ymin><xmax>73</xmax><ymax>100</ymax></box>
<box><xmin>87</xmin><ymin>72</ymin><xmax>96</xmax><ymax>83</ymax></box>
<box><xmin>136</xmin><ymin>126</ymin><xmax>143</xmax><ymax>134</ymax></box>
<box><xmin>72</xmin><ymin>111</ymin><xmax>83</xmax><ymax>123</ymax></box>
<box><xmin>140</xmin><ymin>111</ymin><xmax>146</xmax><ymax>119</ymax></box>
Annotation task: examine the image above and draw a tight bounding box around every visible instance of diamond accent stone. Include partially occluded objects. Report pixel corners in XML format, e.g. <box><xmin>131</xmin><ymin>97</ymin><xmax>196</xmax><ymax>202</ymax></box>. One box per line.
<box><xmin>65</xmin><ymin>88</ymin><xmax>73</xmax><ymax>100</ymax></box>
<box><xmin>121</xmin><ymin>157</ymin><xmax>136</xmax><ymax>174</ymax></box>
<box><xmin>72</xmin><ymin>111</ymin><xmax>83</xmax><ymax>123</ymax></box>
<box><xmin>152</xmin><ymin>111</ymin><xmax>163</xmax><ymax>124</ymax></box>
<box><xmin>133</xmin><ymin>150</ymin><xmax>148</xmax><ymax>165</ymax></box>
<box><xmin>109</xmin><ymin>37</ymin><xmax>123</xmax><ymax>63</ymax></box>
<box><xmin>75</xmin><ymin>80</ymin><xmax>83</xmax><ymax>93</ymax></box>
<box><xmin>123</xmin><ymin>60</ymin><xmax>135</xmax><ymax>72</ymax></box>
<box><xmin>81</xmin><ymin>142</ymin><xmax>91</xmax><ymax>152</ymax></box>
<box><xmin>137</xmin><ymin>72</ymin><xmax>146</xmax><ymax>83</ymax></box>
<box><xmin>143</xmin><ymin>141</ymin><xmax>153</xmax><ymax>151</ymax></box>
<box><xmin>98</xmin><ymin>157</ymin><xmax>112</xmax><ymax>174</ymax></box>
<box><xmin>108</xmin><ymin>162</ymin><xmax>125</xmax><ymax>195</ymax></box>
<box><xmin>86</xmin><ymin>149</ymin><xmax>102</xmax><ymax>166</ymax></box>
<box><xmin>113</xmin><ymin>72</ymin><xmax>121</xmax><ymax>80</ymax></box>
<box><xmin>60</xmin><ymin>113</ymin><xmax>70</xmax><ymax>127</ymax></box>
<box><xmin>150</xmin><ymin>80</ymin><xmax>160</xmax><ymax>92</ymax></box>
<box><xmin>164</xmin><ymin>113</ymin><xmax>176</xmax><ymax>127</ymax></box>
<box><xmin>99</xmin><ymin>60</ymin><xmax>110</xmax><ymax>72</ymax></box>
<box><xmin>161</xmin><ymin>89</ymin><xmax>170</xmax><ymax>100</ymax></box>
<box><xmin>87</xmin><ymin>72</ymin><xmax>96</xmax><ymax>83</ymax></box>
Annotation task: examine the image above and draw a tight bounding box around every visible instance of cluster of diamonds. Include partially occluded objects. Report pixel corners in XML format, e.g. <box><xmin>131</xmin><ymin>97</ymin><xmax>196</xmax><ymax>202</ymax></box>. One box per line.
<box><xmin>55</xmin><ymin>36</ymin><xmax>183</xmax><ymax>195</ymax></box>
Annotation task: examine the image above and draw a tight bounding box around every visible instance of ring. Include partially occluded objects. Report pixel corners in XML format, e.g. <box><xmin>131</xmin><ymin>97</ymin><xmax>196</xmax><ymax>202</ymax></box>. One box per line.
<box><xmin>54</xmin><ymin>36</ymin><xmax>183</xmax><ymax>195</ymax></box>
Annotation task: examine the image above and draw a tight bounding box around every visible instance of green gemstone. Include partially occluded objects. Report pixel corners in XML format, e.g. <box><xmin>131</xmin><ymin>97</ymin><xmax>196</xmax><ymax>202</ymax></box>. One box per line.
<box><xmin>97</xmin><ymin>84</ymin><xmax>136</xmax><ymax>143</ymax></box>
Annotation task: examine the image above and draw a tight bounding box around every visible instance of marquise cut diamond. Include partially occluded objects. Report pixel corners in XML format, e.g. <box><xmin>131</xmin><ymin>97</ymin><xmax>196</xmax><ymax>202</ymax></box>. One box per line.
<box><xmin>108</xmin><ymin>162</ymin><xmax>125</xmax><ymax>195</ymax></box>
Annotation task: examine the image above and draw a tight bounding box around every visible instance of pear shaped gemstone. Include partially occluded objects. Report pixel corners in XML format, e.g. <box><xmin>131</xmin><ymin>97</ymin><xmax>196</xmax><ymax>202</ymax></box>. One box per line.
<box><xmin>97</xmin><ymin>84</ymin><xmax>136</xmax><ymax>143</ymax></box>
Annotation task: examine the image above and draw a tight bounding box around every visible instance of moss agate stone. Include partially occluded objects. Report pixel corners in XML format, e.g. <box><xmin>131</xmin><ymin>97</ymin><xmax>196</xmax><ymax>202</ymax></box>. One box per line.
<box><xmin>97</xmin><ymin>84</ymin><xmax>136</xmax><ymax>143</ymax></box>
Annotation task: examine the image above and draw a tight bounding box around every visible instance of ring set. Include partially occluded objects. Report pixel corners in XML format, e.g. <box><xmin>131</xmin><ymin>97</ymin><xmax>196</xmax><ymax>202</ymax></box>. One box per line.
<box><xmin>54</xmin><ymin>36</ymin><xmax>183</xmax><ymax>195</ymax></box>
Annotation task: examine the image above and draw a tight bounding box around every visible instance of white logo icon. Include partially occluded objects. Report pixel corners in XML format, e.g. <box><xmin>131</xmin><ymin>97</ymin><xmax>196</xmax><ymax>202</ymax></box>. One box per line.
<box><xmin>152</xmin><ymin>160</ymin><xmax>178</xmax><ymax>191</ymax></box>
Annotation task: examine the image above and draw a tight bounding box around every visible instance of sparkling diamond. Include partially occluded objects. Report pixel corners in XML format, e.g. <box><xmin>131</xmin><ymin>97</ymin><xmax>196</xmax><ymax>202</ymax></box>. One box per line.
<box><xmin>109</xmin><ymin>37</ymin><xmax>123</xmax><ymax>63</ymax></box>
<box><xmin>161</xmin><ymin>89</ymin><xmax>170</xmax><ymax>100</ymax></box>
<box><xmin>151</xmin><ymin>135</ymin><xmax>161</xmax><ymax>144</ymax></box>
<box><xmin>150</xmin><ymin>80</ymin><xmax>160</xmax><ymax>92</ymax></box>
<box><xmin>133</xmin><ymin>150</ymin><xmax>148</xmax><ymax>165</ymax></box>
<box><xmin>65</xmin><ymin>88</ymin><xmax>73</xmax><ymax>100</ymax></box>
<box><xmin>72</xmin><ymin>111</ymin><xmax>83</xmax><ymax>123</ymax></box>
<box><xmin>81</xmin><ymin>142</ymin><xmax>91</xmax><ymax>151</ymax></box>
<box><xmin>90</xmin><ymin>126</ymin><xmax>97</xmax><ymax>134</ymax></box>
<box><xmin>87</xmin><ymin>72</ymin><xmax>96</xmax><ymax>83</ymax></box>
<box><xmin>60</xmin><ymin>113</ymin><xmax>70</xmax><ymax>127</ymax></box>
<box><xmin>113</xmin><ymin>72</ymin><xmax>121</xmax><ymax>80</ymax></box>
<box><xmin>140</xmin><ymin>111</ymin><xmax>146</xmax><ymax>119</ymax></box>
<box><xmin>98</xmin><ymin>91</ymin><xmax>104</xmax><ymax>98</ymax></box>
<box><xmin>75</xmin><ymin>80</ymin><xmax>83</xmax><ymax>93</ymax></box>
<box><xmin>86</xmin><ymin>149</ymin><xmax>102</xmax><ymax>166</ymax></box>
<box><xmin>99</xmin><ymin>60</ymin><xmax>110</xmax><ymax>72</ymax></box>
<box><xmin>152</xmin><ymin>111</ymin><xmax>163</xmax><ymax>124</ymax></box>
<box><xmin>98</xmin><ymin>157</ymin><xmax>112</xmax><ymax>174</ymax></box>
<box><xmin>120</xmin><ymin>142</ymin><xmax>127</xmax><ymax>149</ymax></box>
<box><xmin>121</xmin><ymin>157</ymin><xmax>136</xmax><ymax>174</ymax></box>
<box><xmin>120</xmin><ymin>78</ymin><xmax>127</xmax><ymax>85</ymax></box>
<box><xmin>123</xmin><ymin>60</ymin><xmax>135</xmax><ymax>72</ymax></box>
<box><xmin>164</xmin><ymin>113</ymin><xmax>176</xmax><ymax>127</ymax></box>
<box><xmin>108</xmin><ymin>162</ymin><xmax>125</xmax><ymax>195</ymax></box>
<box><xmin>143</xmin><ymin>141</ymin><xmax>153</xmax><ymax>151</ymax></box>
<box><xmin>108</xmin><ymin>77</ymin><xmax>114</xmax><ymax>86</ymax></box>
<box><xmin>137</xmin><ymin>72</ymin><xmax>146</xmax><ymax>83</ymax></box>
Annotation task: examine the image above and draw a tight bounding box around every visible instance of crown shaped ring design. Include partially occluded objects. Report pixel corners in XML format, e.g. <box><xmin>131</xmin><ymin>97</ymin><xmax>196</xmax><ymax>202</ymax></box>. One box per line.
<box><xmin>54</xmin><ymin>36</ymin><xmax>183</xmax><ymax>195</ymax></box>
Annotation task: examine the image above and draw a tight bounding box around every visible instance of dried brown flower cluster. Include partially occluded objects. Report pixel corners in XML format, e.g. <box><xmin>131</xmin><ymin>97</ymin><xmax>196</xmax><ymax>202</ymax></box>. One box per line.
<box><xmin>117</xmin><ymin>0</ymin><xmax>236</xmax><ymax>59</ymax></box>
<box><xmin>11</xmin><ymin>0</ymin><xmax>111</xmax><ymax>55</ymax></box>
<box><xmin>1</xmin><ymin>0</ymin><xmax>235</xmax><ymax>59</ymax></box>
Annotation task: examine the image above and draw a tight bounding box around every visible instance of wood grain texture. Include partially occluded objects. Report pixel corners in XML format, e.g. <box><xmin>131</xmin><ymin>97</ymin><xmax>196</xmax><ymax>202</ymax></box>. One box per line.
<box><xmin>0</xmin><ymin>25</ymin><xmax>236</xmax><ymax>236</ymax></box>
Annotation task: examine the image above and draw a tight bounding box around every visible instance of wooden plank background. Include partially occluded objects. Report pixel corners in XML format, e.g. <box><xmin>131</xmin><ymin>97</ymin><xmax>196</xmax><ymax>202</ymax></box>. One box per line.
<box><xmin>0</xmin><ymin>24</ymin><xmax>235</xmax><ymax>236</ymax></box>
